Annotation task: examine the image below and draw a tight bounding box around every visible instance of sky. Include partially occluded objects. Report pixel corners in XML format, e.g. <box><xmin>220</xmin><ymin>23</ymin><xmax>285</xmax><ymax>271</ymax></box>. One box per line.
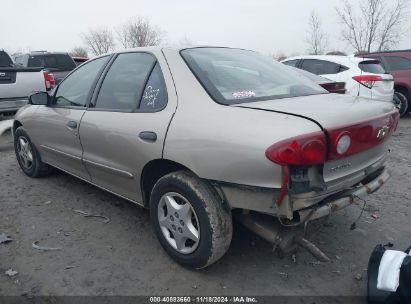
<box><xmin>1</xmin><ymin>0</ymin><xmax>410</xmax><ymax>57</ymax></box>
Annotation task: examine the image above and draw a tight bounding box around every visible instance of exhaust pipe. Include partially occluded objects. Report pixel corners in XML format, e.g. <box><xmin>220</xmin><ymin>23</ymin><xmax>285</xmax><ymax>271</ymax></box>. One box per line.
<box><xmin>234</xmin><ymin>212</ymin><xmax>330</xmax><ymax>262</ymax></box>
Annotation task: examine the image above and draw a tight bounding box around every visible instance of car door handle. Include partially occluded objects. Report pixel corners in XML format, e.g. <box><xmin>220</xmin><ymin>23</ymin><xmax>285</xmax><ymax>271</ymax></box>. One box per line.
<box><xmin>67</xmin><ymin>121</ymin><xmax>77</xmax><ymax>129</ymax></box>
<box><xmin>139</xmin><ymin>131</ymin><xmax>157</xmax><ymax>142</ymax></box>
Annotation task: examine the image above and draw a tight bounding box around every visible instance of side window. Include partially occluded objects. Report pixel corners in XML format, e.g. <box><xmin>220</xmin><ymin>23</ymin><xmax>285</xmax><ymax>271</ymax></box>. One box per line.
<box><xmin>54</xmin><ymin>56</ymin><xmax>109</xmax><ymax>107</ymax></box>
<box><xmin>300</xmin><ymin>59</ymin><xmax>341</xmax><ymax>75</ymax></box>
<box><xmin>94</xmin><ymin>53</ymin><xmax>156</xmax><ymax>110</ymax></box>
<box><xmin>140</xmin><ymin>63</ymin><xmax>167</xmax><ymax>110</ymax></box>
<box><xmin>282</xmin><ymin>59</ymin><xmax>299</xmax><ymax>67</ymax></box>
<box><xmin>384</xmin><ymin>56</ymin><xmax>411</xmax><ymax>71</ymax></box>
<box><xmin>28</xmin><ymin>56</ymin><xmax>43</xmax><ymax>68</ymax></box>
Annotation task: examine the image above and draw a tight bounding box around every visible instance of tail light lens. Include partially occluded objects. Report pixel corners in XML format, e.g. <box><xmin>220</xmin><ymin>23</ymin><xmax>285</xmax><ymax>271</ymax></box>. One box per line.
<box><xmin>265</xmin><ymin>132</ymin><xmax>326</xmax><ymax>166</ymax></box>
<box><xmin>327</xmin><ymin>111</ymin><xmax>399</xmax><ymax>160</ymax></box>
<box><xmin>352</xmin><ymin>75</ymin><xmax>382</xmax><ymax>89</ymax></box>
<box><xmin>43</xmin><ymin>71</ymin><xmax>55</xmax><ymax>91</ymax></box>
<box><xmin>320</xmin><ymin>82</ymin><xmax>346</xmax><ymax>94</ymax></box>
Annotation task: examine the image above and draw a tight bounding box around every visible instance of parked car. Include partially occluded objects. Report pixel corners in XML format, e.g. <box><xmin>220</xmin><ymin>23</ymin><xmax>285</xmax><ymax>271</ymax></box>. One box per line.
<box><xmin>72</xmin><ymin>57</ymin><xmax>89</xmax><ymax>66</ymax></box>
<box><xmin>13</xmin><ymin>47</ymin><xmax>399</xmax><ymax>269</ymax></box>
<box><xmin>0</xmin><ymin>50</ymin><xmax>55</xmax><ymax>121</ymax></box>
<box><xmin>359</xmin><ymin>50</ymin><xmax>411</xmax><ymax>117</ymax></box>
<box><xmin>282</xmin><ymin>55</ymin><xmax>394</xmax><ymax>104</ymax></box>
<box><xmin>288</xmin><ymin>66</ymin><xmax>346</xmax><ymax>94</ymax></box>
<box><xmin>14</xmin><ymin>51</ymin><xmax>76</xmax><ymax>84</ymax></box>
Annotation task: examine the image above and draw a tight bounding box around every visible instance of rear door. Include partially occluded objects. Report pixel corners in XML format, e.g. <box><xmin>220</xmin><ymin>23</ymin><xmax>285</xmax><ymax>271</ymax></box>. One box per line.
<box><xmin>79</xmin><ymin>51</ymin><xmax>177</xmax><ymax>204</ymax></box>
<box><xmin>31</xmin><ymin>56</ymin><xmax>110</xmax><ymax>180</ymax></box>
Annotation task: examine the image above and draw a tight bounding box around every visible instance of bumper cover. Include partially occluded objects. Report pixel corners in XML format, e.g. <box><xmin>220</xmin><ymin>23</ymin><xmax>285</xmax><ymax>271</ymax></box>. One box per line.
<box><xmin>298</xmin><ymin>167</ymin><xmax>390</xmax><ymax>222</ymax></box>
<box><xmin>0</xmin><ymin>98</ymin><xmax>28</xmax><ymax>114</ymax></box>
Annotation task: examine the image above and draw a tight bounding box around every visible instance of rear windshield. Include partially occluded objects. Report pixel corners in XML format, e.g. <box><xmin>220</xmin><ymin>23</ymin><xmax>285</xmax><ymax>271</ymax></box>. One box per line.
<box><xmin>358</xmin><ymin>60</ymin><xmax>386</xmax><ymax>74</ymax></box>
<box><xmin>181</xmin><ymin>48</ymin><xmax>327</xmax><ymax>105</ymax></box>
<box><xmin>28</xmin><ymin>54</ymin><xmax>76</xmax><ymax>70</ymax></box>
<box><xmin>0</xmin><ymin>51</ymin><xmax>13</xmax><ymax>67</ymax></box>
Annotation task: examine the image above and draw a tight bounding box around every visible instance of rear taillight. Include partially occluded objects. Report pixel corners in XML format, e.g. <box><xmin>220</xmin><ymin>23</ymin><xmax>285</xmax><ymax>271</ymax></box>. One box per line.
<box><xmin>352</xmin><ymin>75</ymin><xmax>382</xmax><ymax>89</ymax></box>
<box><xmin>43</xmin><ymin>71</ymin><xmax>55</xmax><ymax>91</ymax></box>
<box><xmin>327</xmin><ymin>111</ymin><xmax>399</xmax><ymax>160</ymax></box>
<box><xmin>265</xmin><ymin>132</ymin><xmax>326</xmax><ymax>166</ymax></box>
<box><xmin>320</xmin><ymin>82</ymin><xmax>346</xmax><ymax>94</ymax></box>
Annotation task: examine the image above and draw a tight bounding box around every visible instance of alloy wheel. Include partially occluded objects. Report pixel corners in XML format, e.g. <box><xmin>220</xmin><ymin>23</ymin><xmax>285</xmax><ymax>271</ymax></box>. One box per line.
<box><xmin>157</xmin><ymin>192</ymin><xmax>200</xmax><ymax>254</ymax></box>
<box><xmin>17</xmin><ymin>136</ymin><xmax>33</xmax><ymax>169</ymax></box>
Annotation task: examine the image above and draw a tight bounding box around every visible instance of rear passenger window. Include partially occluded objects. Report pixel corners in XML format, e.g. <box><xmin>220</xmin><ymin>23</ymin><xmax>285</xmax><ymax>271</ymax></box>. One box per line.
<box><xmin>139</xmin><ymin>63</ymin><xmax>167</xmax><ymax>110</ymax></box>
<box><xmin>282</xmin><ymin>59</ymin><xmax>299</xmax><ymax>67</ymax></box>
<box><xmin>95</xmin><ymin>53</ymin><xmax>156</xmax><ymax>111</ymax></box>
<box><xmin>359</xmin><ymin>60</ymin><xmax>386</xmax><ymax>74</ymax></box>
<box><xmin>300</xmin><ymin>59</ymin><xmax>342</xmax><ymax>75</ymax></box>
<box><xmin>383</xmin><ymin>56</ymin><xmax>411</xmax><ymax>71</ymax></box>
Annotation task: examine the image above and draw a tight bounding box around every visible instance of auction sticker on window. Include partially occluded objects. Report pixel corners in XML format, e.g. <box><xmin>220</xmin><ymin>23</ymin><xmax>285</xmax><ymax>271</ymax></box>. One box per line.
<box><xmin>232</xmin><ymin>90</ymin><xmax>255</xmax><ymax>99</ymax></box>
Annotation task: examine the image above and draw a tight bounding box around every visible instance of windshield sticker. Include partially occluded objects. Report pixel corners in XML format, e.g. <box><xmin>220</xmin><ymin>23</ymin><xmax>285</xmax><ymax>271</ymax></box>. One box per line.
<box><xmin>232</xmin><ymin>90</ymin><xmax>255</xmax><ymax>99</ymax></box>
<box><xmin>142</xmin><ymin>86</ymin><xmax>160</xmax><ymax>108</ymax></box>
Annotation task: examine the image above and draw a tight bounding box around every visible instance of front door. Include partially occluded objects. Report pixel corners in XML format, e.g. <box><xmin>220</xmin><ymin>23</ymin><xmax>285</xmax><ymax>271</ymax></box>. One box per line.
<box><xmin>79</xmin><ymin>51</ymin><xmax>177</xmax><ymax>203</ymax></box>
<box><xmin>33</xmin><ymin>56</ymin><xmax>110</xmax><ymax>180</ymax></box>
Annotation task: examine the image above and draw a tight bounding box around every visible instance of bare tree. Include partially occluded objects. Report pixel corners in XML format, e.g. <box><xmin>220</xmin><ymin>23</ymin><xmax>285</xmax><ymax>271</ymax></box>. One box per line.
<box><xmin>326</xmin><ymin>51</ymin><xmax>347</xmax><ymax>56</ymax></box>
<box><xmin>270</xmin><ymin>51</ymin><xmax>287</xmax><ymax>61</ymax></box>
<box><xmin>336</xmin><ymin>0</ymin><xmax>409</xmax><ymax>53</ymax></box>
<box><xmin>116</xmin><ymin>16</ymin><xmax>165</xmax><ymax>48</ymax></box>
<box><xmin>82</xmin><ymin>28</ymin><xmax>115</xmax><ymax>56</ymax></box>
<box><xmin>306</xmin><ymin>11</ymin><xmax>328</xmax><ymax>55</ymax></box>
<box><xmin>70</xmin><ymin>46</ymin><xmax>88</xmax><ymax>58</ymax></box>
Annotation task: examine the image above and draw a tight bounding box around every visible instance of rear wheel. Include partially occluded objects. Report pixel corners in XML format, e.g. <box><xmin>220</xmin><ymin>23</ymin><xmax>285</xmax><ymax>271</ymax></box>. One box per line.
<box><xmin>14</xmin><ymin>127</ymin><xmax>53</xmax><ymax>177</ymax></box>
<box><xmin>150</xmin><ymin>171</ymin><xmax>232</xmax><ymax>269</ymax></box>
<box><xmin>394</xmin><ymin>91</ymin><xmax>409</xmax><ymax>117</ymax></box>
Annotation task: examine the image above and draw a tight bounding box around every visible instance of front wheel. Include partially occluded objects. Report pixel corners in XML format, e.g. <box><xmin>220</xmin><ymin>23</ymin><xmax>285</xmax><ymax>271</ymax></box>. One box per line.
<box><xmin>14</xmin><ymin>127</ymin><xmax>53</xmax><ymax>177</ymax></box>
<box><xmin>394</xmin><ymin>91</ymin><xmax>409</xmax><ymax>117</ymax></box>
<box><xmin>150</xmin><ymin>171</ymin><xmax>232</xmax><ymax>269</ymax></box>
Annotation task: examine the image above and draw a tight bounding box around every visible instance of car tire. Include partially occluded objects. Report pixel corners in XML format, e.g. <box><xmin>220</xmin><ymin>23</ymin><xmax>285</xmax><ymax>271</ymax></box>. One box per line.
<box><xmin>14</xmin><ymin>126</ymin><xmax>53</xmax><ymax>178</ymax></box>
<box><xmin>394</xmin><ymin>91</ymin><xmax>409</xmax><ymax>117</ymax></box>
<box><xmin>150</xmin><ymin>171</ymin><xmax>232</xmax><ymax>269</ymax></box>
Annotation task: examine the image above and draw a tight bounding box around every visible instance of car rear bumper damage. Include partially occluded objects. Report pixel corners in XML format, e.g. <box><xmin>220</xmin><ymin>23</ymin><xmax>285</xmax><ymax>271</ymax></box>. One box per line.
<box><xmin>297</xmin><ymin>167</ymin><xmax>390</xmax><ymax>222</ymax></box>
<box><xmin>216</xmin><ymin>165</ymin><xmax>390</xmax><ymax>222</ymax></box>
<box><xmin>223</xmin><ymin>167</ymin><xmax>390</xmax><ymax>262</ymax></box>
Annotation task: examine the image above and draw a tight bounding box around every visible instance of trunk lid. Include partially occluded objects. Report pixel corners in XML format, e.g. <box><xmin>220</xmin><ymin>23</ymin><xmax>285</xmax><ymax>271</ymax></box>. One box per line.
<box><xmin>234</xmin><ymin>93</ymin><xmax>395</xmax><ymax>128</ymax></box>
<box><xmin>235</xmin><ymin>93</ymin><xmax>398</xmax><ymax>185</ymax></box>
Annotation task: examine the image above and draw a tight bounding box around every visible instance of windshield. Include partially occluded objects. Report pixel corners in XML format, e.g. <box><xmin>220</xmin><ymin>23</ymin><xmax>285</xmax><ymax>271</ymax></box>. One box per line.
<box><xmin>28</xmin><ymin>54</ymin><xmax>76</xmax><ymax>70</ymax></box>
<box><xmin>181</xmin><ymin>48</ymin><xmax>327</xmax><ymax>105</ymax></box>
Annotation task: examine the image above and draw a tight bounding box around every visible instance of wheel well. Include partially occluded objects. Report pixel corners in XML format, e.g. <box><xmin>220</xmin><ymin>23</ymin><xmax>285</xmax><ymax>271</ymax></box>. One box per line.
<box><xmin>141</xmin><ymin>159</ymin><xmax>192</xmax><ymax>207</ymax></box>
<box><xmin>13</xmin><ymin>120</ymin><xmax>22</xmax><ymax>134</ymax></box>
<box><xmin>394</xmin><ymin>85</ymin><xmax>409</xmax><ymax>99</ymax></box>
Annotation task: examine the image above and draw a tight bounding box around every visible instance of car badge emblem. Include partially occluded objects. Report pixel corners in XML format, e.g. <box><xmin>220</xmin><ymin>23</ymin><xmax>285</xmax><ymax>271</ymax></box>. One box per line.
<box><xmin>376</xmin><ymin>126</ymin><xmax>389</xmax><ymax>140</ymax></box>
<box><xmin>0</xmin><ymin>72</ymin><xmax>5</xmax><ymax>77</ymax></box>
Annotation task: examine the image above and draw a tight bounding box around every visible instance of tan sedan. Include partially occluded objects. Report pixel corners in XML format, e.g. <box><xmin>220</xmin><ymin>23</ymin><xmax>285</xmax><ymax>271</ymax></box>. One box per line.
<box><xmin>13</xmin><ymin>47</ymin><xmax>399</xmax><ymax>268</ymax></box>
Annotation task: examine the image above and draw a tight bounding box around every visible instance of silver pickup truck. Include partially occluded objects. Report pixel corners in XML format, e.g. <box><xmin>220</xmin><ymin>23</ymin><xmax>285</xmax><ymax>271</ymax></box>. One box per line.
<box><xmin>0</xmin><ymin>50</ymin><xmax>54</xmax><ymax>132</ymax></box>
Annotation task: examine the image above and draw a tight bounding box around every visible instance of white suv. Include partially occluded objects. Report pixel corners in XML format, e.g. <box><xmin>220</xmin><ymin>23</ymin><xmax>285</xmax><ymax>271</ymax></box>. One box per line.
<box><xmin>282</xmin><ymin>55</ymin><xmax>394</xmax><ymax>103</ymax></box>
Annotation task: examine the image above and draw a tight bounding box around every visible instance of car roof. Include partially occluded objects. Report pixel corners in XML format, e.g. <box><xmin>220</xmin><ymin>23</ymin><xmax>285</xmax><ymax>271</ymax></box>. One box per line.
<box><xmin>282</xmin><ymin>55</ymin><xmax>376</xmax><ymax>66</ymax></box>
<box><xmin>29</xmin><ymin>51</ymin><xmax>70</xmax><ymax>55</ymax></box>
<box><xmin>361</xmin><ymin>49</ymin><xmax>411</xmax><ymax>55</ymax></box>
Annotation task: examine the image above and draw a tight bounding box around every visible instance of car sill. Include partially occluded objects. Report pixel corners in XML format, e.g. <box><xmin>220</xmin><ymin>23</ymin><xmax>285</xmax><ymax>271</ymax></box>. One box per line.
<box><xmin>44</xmin><ymin>161</ymin><xmax>143</xmax><ymax>207</ymax></box>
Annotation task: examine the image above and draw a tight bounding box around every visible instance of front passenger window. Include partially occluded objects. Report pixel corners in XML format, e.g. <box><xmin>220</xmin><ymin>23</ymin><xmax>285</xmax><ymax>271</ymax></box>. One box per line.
<box><xmin>54</xmin><ymin>56</ymin><xmax>109</xmax><ymax>107</ymax></box>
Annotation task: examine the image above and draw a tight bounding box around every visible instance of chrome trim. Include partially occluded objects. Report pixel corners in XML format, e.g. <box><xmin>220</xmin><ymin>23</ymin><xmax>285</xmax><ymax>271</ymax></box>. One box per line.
<box><xmin>40</xmin><ymin>145</ymin><xmax>81</xmax><ymax>160</ymax></box>
<box><xmin>83</xmin><ymin>158</ymin><xmax>134</xmax><ymax>179</ymax></box>
<box><xmin>44</xmin><ymin>161</ymin><xmax>143</xmax><ymax>207</ymax></box>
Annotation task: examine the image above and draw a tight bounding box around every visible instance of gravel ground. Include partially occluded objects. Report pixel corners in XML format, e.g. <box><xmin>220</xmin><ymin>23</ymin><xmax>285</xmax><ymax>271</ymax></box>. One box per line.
<box><xmin>0</xmin><ymin>116</ymin><xmax>410</xmax><ymax>298</ymax></box>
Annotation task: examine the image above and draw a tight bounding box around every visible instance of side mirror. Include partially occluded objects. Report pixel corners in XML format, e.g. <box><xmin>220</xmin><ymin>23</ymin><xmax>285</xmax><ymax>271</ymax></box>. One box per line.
<box><xmin>29</xmin><ymin>92</ymin><xmax>50</xmax><ymax>105</ymax></box>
